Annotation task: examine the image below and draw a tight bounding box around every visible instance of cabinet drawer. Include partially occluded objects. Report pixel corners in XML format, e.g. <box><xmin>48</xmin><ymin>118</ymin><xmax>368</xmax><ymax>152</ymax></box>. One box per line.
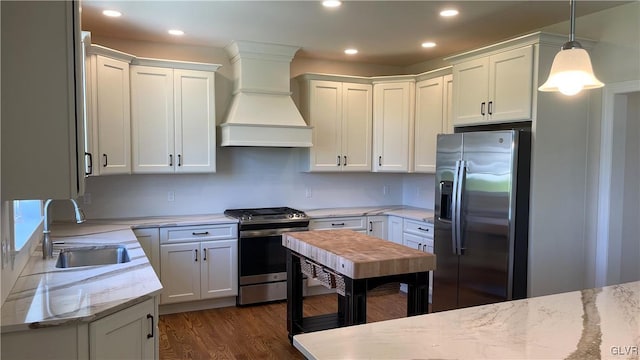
<box><xmin>310</xmin><ymin>217</ymin><xmax>366</xmax><ymax>231</ymax></box>
<box><xmin>403</xmin><ymin>219</ymin><xmax>433</xmax><ymax>238</ymax></box>
<box><xmin>160</xmin><ymin>224</ymin><xmax>237</xmax><ymax>244</ymax></box>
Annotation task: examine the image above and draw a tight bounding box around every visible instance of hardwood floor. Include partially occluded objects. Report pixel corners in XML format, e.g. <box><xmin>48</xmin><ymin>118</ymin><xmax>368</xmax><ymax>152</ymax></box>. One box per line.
<box><xmin>159</xmin><ymin>290</ymin><xmax>407</xmax><ymax>359</ymax></box>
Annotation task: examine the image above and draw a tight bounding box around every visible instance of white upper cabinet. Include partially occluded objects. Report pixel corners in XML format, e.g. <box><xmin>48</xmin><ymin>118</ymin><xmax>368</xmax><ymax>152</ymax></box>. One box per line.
<box><xmin>451</xmin><ymin>45</ymin><xmax>533</xmax><ymax>126</ymax></box>
<box><xmin>85</xmin><ymin>45</ymin><xmax>134</xmax><ymax>176</ymax></box>
<box><xmin>297</xmin><ymin>75</ymin><xmax>372</xmax><ymax>172</ymax></box>
<box><xmin>131</xmin><ymin>62</ymin><xmax>217</xmax><ymax>174</ymax></box>
<box><xmin>2</xmin><ymin>1</ymin><xmax>85</xmax><ymax>199</ymax></box>
<box><xmin>413</xmin><ymin>75</ymin><xmax>445</xmax><ymax>173</ymax></box>
<box><xmin>372</xmin><ymin>79</ymin><xmax>415</xmax><ymax>172</ymax></box>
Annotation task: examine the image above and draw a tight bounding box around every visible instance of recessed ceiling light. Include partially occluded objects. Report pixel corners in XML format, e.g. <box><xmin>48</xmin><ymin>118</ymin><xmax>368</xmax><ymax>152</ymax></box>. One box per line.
<box><xmin>168</xmin><ymin>29</ymin><xmax>184</xmax><ymax>36</ymax></box>
<box><xmin>440</xmin><ymin>9</ymin><xmax>459</xmax><ymax>17</ymax></box>
<box><xmin>102</xmin><ymin>9</ymin><xmax>122</xmax><ymax>17</ymax></box>
<box><xmin>344</xmin><ymin>48</ymin><xmax>358</xmax><ymax>55</ymax></box>
<box><xmin>323</xmin><ymin>0</ymin><xmax>342</xmax><ymax>8</ymax></box>
<box><xmin>421</xmin><ymin>42</ymin><xmax>437</xmax><ymax>48</ymax></box>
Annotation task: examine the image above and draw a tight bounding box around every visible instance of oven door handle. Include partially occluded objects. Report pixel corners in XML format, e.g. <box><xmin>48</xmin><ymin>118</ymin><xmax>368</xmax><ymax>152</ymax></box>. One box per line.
<box><xmin>240</xmin><ymin>227</ymin><xmax>309</xmax><ymax>238</ymax></box>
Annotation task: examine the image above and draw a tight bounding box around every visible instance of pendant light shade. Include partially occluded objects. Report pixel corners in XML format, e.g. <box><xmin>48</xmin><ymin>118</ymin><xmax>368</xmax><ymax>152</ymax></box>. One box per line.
<box><xmin>538</xmin><ymin>0</ymin><xmax>604</xmax><ymax>96</ymax></box>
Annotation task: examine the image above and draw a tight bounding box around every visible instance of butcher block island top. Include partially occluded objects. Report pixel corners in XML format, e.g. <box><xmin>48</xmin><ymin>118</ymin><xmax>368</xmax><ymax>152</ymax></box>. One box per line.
<box><xmin>282</xmin><ymin>229</ymin><xmax>436</xmax><ymax>279</ymax></box>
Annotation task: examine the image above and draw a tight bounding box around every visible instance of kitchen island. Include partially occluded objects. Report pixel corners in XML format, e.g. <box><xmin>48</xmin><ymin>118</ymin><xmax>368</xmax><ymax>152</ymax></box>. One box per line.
<box><xmin>293</xmin><ymin>280</ymin><xmax>640</xmax><ymax>359</ymax></box>
<box><xmin>283</xmin><ymin>229</ymin><xmax>436</xmax><ymax>341</ymax></box>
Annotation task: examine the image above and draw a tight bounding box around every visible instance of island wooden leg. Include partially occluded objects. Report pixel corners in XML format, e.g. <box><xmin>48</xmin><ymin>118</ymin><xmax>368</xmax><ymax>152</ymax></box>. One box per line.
<box><xmin>286</xmin><ymin>250</ymin><xmax>303</xmax><ymax>343</ymax></box>
<box><xmin>343</xmin><ymin>277</ymin><xmax>367</xmax><ymax>325</ymax></box>
<box><xmin>406</xmin><ymin>271</ymin><xmax>429</xmax><ymax>316</ymax></box>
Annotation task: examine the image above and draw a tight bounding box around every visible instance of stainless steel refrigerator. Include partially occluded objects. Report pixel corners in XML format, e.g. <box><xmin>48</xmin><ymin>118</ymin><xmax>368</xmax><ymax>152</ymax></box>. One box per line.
<box><xmin>432</xmin><ymin>129</ymin><xmax>530</xmax><ymax>312</ymax></box>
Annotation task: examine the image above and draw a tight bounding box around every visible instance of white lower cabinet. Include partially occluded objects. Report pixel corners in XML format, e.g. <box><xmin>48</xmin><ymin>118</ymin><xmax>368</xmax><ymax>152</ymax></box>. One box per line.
<box><xmin>1</xmin><ymin>297</ymin><xmax>159</xmax><ymax>360</ymax></box>
<box><xmin>309</xmin><ymin>216</ymin><xmax>367</xmax><ymax>233</ymax></box>
<box><xmin>159</xmin><ymin>224</ymin><xmax>238</xmax><ymax>304</ymax></box>
<box><xmin>134</xmin><ymin>228</ymin><xmax>160</xmax><ymax>277</ymax></box>
<box><xmin>387</xmin><ymin>216</ymin><xmax>404</xmax><ymax>245</ymax></box>
<box><xmin>90</xmin><ymin>298</ymin><xmax>158</xmax><ymax>360</ymax></box>
<box><xmin>366</xmin><ymin>215</ymin><xmax>387</xmax><ymax>240</ymax></box>
<box><xmin>401</xmin><ymin>219</ymin><xmax>434</xmax><ymax>302</ymax></box>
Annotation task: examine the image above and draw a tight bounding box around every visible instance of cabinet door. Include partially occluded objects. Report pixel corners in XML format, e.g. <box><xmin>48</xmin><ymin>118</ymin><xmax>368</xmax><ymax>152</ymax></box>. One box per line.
<box><xmin>174</xmin><ymin>69</ymin><xmax>216</xmax><ymax>173</ymax></box>
<box><xmin>414</xmin><ymin>77</ymin><xmax>444</xmax><ymax>173</ymax></box>
<box><xmin>366</xmin><ymin>215</ymin><xmax>387</xmax><ymax>240</ymax></box>
<box><xmin>2</xmin><ymin>1</ymin><xmax>84</xmax><ymax>199</ymax></box>
<box><xmin>131</xmin><ymin>66</ymin><xmax>174</xmax><ymax>174</ymax></box>
<box><xmin>403</xmin><ymin>232</ymin><xmax>426</xmax><ymax>252</ymax></box>
<box><xmin>452</xmin><ymin>57</ymin><xmax>489</xmax><ymax>126</ymax></box>
<box><xmin>308</xmin><ymin>80</ymin><xmax>342</xmax><ymax>171</ymax></box>
<box><xmin>133</xmin><ymin>228</ymin><xmax>160</xmax><ymax>277</ymax></box>
<box><xmin>488</xmin><ymin>45</ymin><xmax>533</xmax><ymax>122</ymax></box>
<box><xmin>89</xmin><ymin>298</ymin><xmax>156</xmax><ymax>360</ymax></box>
<box><xmin>160</xmin><ymin>242</ymin><xmax>200</xmax><ymax>304</ymax></box>
<box><xmin>341</xmin><ymin>83</ymin><xmax>372</xmax><ymax>171</ymax></box>
<box><xmin>201</xmin><ymin>240</ymin><xmax>238</xmax><ymax>299</ymax></box>
<box><xmin>387</xmin><ymin>216</ymin><xmax>403</xmax><ymax>245</ymax></box>
<box><xmin>443</xmin><ymin>74</ymin><xmax>454</xmax><ymax>134</ymax></box>
<box><xmin>93</xmin><ymin>55</ymin><xmax>131</xmax><ymax>175</ymax></box>
<box><xmin>373</xmin><ymin>82</ymin><xmax>414</xmax><ymax>172</ymax></box>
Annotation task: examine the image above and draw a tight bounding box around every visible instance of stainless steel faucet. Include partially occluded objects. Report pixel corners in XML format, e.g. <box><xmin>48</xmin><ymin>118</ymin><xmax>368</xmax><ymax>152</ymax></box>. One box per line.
<box><xmin>42</xmin><ymin>199</ymin><xmax>86</xmax><ymax>259</ymax></box>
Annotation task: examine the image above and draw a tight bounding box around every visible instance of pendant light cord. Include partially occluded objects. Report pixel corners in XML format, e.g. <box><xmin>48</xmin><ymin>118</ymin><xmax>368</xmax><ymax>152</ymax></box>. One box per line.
<box><xmin>569</xmin><ymin>0</ymin><xmax>576</xmax><ymax>42</ymax></box>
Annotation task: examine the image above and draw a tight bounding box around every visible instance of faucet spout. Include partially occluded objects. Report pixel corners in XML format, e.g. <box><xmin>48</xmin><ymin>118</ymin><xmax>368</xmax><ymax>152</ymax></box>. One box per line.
<box><xmin>42</xmin><ymin>199</ymin><xmax>86</xmax><ymax>259</ymax></box>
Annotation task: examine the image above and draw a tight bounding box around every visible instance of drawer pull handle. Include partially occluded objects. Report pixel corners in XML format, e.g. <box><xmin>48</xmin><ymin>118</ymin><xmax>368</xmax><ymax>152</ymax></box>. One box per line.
<box><xmin>488</xmin><ymin>101</ymin><xmax>493</xmax><ymax>115</ymax></box>
<box><xmin>178</xmin><ymin>154</ymin><xmax>182</xmax><ymax>167</ymax></box>
<box><xmin>417</xmin><ymin>243</ymin><xmax>422</xmax><ymax>250</ymax></box>
<box><xmin>169</xmin><ymin>154</ymin><xmax>173</xmax><ymax>167</ymax></box>
<box><xmin>378</xmin><ymin>156</ymin><xmax>382</xmax><ymax>167</ymax></box>
<box><xmin>147</xmin><ymin>314</ymin><xmax>154</xmax><ymax>339</ymax></box>
<box><xmin>480</xmin><ymin>102</ymin><xmax>486</xmax><ymax>116</ymax></box>
<box><xmin>369</xmin><ymin>221</ymin><xmax>373</xmax><ymax>232</ymax></box>
<box><xmin>103</xmin><ymin>154</ymin><xmax>108</xmax><ymax>167</ymax></box>
<box><xmin>192</xmin><ymin>231</ymin><xmax>210</xmax><ymax>236</ymax></box>
<box><xmin>417</xmin><ymin>227</ymin><xmax>430</xmax><ymax>232</ymax></box>
<box><xmin>337</xmin><ymin>156</ymin><xmax>341</xmax><ymax>166</ymax></box>
<box><xmin>203</xmin><ymin>248</ymin><xmax>207</xmax><ymax>261</ymax></box>
<box><xmin>194</xmin><ymin>249</ymin><xmax>198</xmax><ymax>262</ymax></box>
<box><xmin>423</xmin><ymin>244</ymin><xmax>427</xmax><ymax>252</ymax></box>
<box><xmin>343</xmin><ymin>155</ymin><xmax>347</xmax><ymax>166</ymax></box>
<box><xmin>331</xmin><ymin>223</ymin><xmax>345</xmax><ymax>227</ymax></box>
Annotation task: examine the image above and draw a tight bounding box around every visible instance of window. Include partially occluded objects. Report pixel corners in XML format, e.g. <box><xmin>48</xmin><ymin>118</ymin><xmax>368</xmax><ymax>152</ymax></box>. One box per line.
<box><xmin>13</xmin><ymin>200</ymin><xmax>43</xmax><ymax>251</ymax></box>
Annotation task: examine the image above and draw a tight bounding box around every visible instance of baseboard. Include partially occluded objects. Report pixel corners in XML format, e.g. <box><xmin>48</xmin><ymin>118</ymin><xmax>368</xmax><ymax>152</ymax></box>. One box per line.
<box><xmin>159</xmin><ymin>296</ymin><xmax>236</xmax><ymax>315</ymax></box>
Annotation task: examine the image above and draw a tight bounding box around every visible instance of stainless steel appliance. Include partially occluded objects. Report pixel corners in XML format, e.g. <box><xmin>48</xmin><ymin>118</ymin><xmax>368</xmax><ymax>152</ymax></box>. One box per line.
<box><xmin>224</xmin><ymin>207</ymin><xmax>309</xmax><ymax>305</ymax></box>
<box><xmin>433</xmin><ymin>129</ymin><xmax>530</xmax><ymax>312</ymax></box>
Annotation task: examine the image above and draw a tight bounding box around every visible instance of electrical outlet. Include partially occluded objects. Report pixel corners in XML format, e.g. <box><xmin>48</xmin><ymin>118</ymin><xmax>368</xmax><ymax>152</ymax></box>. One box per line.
<box><xmin>167</xmin><ymin>191</ymin><xmax>175</xmax><ymax>202</ymax></box>
<box><xmin>305</xmin><ymin>187</ymin><xmax>312</xmax><ymax>198</ymax></box>
<box><xmin>83</xmin><ymin>193</ymin><xmax>92</xmax><ymax>205</ymax></box>
<box><xmin>383</xmin><ymin>185</ymin><xmax>390</xmax><ymax>196</ymax></box>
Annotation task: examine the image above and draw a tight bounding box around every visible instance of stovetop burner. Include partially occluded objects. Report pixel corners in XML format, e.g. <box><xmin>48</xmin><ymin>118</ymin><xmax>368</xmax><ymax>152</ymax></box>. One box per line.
<box><xmin>224</xmin><ymin>206</ymin><xmax>307</xmax><ymax>224</ymax></box>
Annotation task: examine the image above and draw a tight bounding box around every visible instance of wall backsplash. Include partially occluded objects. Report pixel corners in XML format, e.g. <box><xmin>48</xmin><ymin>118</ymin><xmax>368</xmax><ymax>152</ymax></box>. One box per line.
<box><xmin>76</xmin><ymin>147</ymin><xmax>435</xmax><ymax>219</ymax></box>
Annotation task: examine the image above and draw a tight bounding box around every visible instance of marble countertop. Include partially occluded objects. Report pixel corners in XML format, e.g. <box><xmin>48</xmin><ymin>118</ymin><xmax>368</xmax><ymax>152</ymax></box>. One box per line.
<box><xmin>294</xmin><ymin>280</ymin><xmax>640</xmax><ymax>359</ymax></box>
<box><xmin>0</xmin><ymin>214</ymin><xmax>237</xmax><ymax>333</ymax></box>
<box><xmin>303</xmin><ymin>206</ymin><xmax>434</xmax><ymax>223</ymax></box>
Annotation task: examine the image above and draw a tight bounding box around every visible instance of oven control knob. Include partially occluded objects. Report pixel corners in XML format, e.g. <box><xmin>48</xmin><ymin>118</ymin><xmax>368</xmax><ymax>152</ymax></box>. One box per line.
<box><xmin>288</xmin><ymin>214</ymin><xmax>294</xmax><ymax>218</ymax></box>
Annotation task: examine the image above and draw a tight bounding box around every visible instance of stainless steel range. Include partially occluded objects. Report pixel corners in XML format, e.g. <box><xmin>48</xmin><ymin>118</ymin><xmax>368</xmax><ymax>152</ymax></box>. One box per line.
<box><xmin>224</xmin><ymin>207</ymin><xmax>309</xmax><ymax>305</ymax></box>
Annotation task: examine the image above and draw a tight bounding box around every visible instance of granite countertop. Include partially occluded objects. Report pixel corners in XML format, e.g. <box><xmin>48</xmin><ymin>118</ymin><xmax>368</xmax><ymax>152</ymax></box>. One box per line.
<box><xmin>303</xmin><ymin>206</ymin><xmax>434</xmax><ymax>223</ymax></box>
<box><xmin>294</xmin><ymin>280</ymin><xmax>640</xmax><ymax>359</ymax></box>
<box><xmin>0</xmin><ymin>214</ymin><xmax>237</xmax><ymax>333</ymax></box>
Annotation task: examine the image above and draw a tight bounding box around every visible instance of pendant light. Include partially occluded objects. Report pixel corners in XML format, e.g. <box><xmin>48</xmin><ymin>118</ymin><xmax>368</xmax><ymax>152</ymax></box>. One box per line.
<box><xmin>538</xmin><ymin>0</ymin><xmax>604</xmax><ymax>96</ymax></box>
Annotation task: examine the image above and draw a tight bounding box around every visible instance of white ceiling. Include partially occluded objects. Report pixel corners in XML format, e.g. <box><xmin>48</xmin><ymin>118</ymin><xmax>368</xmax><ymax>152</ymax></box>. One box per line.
<box><xmin>81</xmin><ymin>1</ymin><xmax>628</xmax><ymax>67</ymax></box>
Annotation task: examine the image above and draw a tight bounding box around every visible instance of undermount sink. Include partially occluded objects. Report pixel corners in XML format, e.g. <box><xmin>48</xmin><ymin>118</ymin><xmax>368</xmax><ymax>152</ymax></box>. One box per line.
<box><xmin>55</xmin><ymin>245</ymin><xmax>131</xmax><ymax>268</ymax></box>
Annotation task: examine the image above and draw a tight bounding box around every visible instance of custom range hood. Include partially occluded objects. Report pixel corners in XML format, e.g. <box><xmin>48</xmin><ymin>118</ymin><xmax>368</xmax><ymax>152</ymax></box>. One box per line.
<box><xmin>220</xmin><ymin>41</ymin><xmax>312</xmax><ymax>147</ymax></box>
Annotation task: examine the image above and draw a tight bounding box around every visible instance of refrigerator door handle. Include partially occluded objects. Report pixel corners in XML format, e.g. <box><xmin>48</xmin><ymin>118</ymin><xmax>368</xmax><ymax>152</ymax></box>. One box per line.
<box><xmin>456</xmin><ymin>160</ymin><xmax>467</xmax><ymax>256</ymax></box>
<box><xmin>451</xmin><ymin>160</ymin><xmax>462</xmax><ymax>255</ymax></box>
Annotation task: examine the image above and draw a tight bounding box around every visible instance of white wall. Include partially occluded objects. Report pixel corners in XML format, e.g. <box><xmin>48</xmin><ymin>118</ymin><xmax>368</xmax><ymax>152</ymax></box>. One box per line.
<box><xmin>401</xmin><ymin>174</ymin><xmax>435</xmax><ymax>209</ymax></box>
<box><xmin>544</xmin><ymin>2</ymin><xmax>640</xmax><ymax>288</ymax></box>
<box><xmin>620</xmin><ymin>92</ymin><xmax>639</xmax><ymax>283</ymax></box>
<box><xmin>80</xmin><ymin>147</ymin><xmax>406</xmax><ymax>219</ymax></box>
